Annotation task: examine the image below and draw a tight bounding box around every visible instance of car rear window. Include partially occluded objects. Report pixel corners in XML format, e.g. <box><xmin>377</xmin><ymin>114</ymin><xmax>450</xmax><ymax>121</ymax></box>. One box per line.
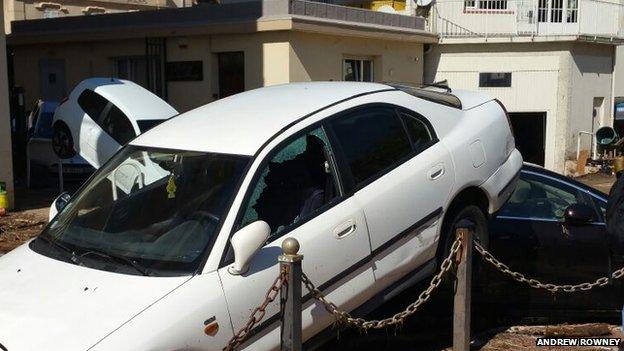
<box><xmin>78</xmin><ymin>89</ymin><xmax>108</xmax><ymax>121</ymax></box>
<box><xmin>328</xmin><ymin>106</ymin><xmax>412</xmax><ymax>187</ymax></box>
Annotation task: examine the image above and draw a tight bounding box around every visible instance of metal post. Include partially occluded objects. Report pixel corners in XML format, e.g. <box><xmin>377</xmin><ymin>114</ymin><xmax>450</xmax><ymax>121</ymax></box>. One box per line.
<box><xmin>278</xmin><ymin>238</ymin><xmax>303</xmax><ymax>351</ymax></box>
<box><xmin>58</xmin><ymin>159</ymin><xmax>64</xmax><ymax>194</ymax></box>
<box><xmin>453</xmin><ymin>221</ymin><xmax>474</xmax><ymax>351</ymax></box>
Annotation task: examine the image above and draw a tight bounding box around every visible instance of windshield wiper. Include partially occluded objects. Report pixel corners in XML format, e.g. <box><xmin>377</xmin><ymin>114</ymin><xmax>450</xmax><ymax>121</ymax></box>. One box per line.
<box><xmin>38</xmin><ymin>235</ymin><xmax>84</xmax><ymax>266</ymax></box>
<box><xmin>79</xmin><ymin>249</ymin><xmax>151</xmax><ymax>276</ymax></box>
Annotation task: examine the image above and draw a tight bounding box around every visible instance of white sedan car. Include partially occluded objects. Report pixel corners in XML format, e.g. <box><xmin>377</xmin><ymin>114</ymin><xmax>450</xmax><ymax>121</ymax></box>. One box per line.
<box><xmin>52</xmin><ymin>78</ymin><xmax>178</xmax><ymax>168</ymax></box>
<box><xmin>0</xmin><ymin>82</ymin><xmax>522</xmax><ymax>351</ymax></box>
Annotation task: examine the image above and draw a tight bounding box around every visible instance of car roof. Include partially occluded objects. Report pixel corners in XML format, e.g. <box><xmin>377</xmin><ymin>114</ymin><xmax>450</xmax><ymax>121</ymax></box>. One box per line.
<box><xmin>76</xmin><ymin>78</ymin><xmax>178</xmax><ymax>121</ymax></box>
<box><xmin>131</xmin><ymin>82</ymin><xmax>392</xmax><ymax>156</ymax></box>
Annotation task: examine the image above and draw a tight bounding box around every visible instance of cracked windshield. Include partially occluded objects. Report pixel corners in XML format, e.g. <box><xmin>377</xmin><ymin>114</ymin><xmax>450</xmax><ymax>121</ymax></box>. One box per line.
<box><xmin>34</xmin><ymin>146</ymin><xmax>249</xmax><ymax>276</ymax></box>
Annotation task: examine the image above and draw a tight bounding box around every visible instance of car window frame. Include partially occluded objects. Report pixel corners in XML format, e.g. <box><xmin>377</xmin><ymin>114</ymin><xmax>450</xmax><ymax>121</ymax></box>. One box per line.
<box><xmin>78</xmin><ymin>89</ymin><xmax>109</xmax><ymax>123</ymax></box>
<box><xmin>99</xmin><ymin>103</ymin><xmax>137</xmax><ymax>145</ymax></box>
<box><xmin>324</xmin><ymin>103</ymin><xmax>439</xmax><ymax>195</ymax></box>
<box><xmin>219</xmin><ymin>121</ymin><xmax>347</xmax><ymax>268</ymax></box>
<box><xmin>497</xmin><ymin>169</ymin><xmax>605</xmax><ymax>224</ymax></box>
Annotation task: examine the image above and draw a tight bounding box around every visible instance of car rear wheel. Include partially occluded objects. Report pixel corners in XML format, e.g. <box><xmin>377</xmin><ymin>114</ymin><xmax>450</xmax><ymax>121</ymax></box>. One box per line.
<box><xmin>52</xmin><ymin>123</ymin><xmax>76</xmax><ymax>159</ymax></box>
<box><xmin>438</xmin><ymin>204</ymin><xmax>488</xmax><ymax>269</ymax></box>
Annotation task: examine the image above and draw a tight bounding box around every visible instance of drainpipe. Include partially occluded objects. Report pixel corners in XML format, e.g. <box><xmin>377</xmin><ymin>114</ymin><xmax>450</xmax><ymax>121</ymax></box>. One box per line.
<box><xmin>611</xmin><ymin>45</ymin><xmax>617</xmax><ymax>128</ymax></box>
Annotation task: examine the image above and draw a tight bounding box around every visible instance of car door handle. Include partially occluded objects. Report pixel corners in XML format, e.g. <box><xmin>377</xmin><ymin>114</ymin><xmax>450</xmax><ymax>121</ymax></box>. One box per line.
<box><xmin>428</xmin><ymin>164</ymin><xmax>445</xmax><ymax>180</ymax></box>
<box><xmin>333</xmin><ymin>219</ymin><xmax>357</xmax><ymax>239</ymax></box>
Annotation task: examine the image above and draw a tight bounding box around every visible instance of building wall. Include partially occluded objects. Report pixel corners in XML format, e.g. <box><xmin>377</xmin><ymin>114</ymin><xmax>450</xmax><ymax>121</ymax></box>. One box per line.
<box><xmin>12</xmin><ymin>30</ymin><xmax>424</xmax><ymax>113</ymax></box>
<box><xmin>425</xmin><ymin>41</ymin><xmax>615</xmax><ymax>174</ymax></box>
<box><xmin>565</xmin><ymin>43</ymin><xmax>614</xmax><ymax>159</ymax></box>
<box><xmin>288</xmin><ymin>31</ymin><xmax>423</xmax><ymax>85</ymax></box>
<box><xmin>614</xmin><ymin>45</ymin><xmax>624</xmax><ymax>99</ymax></box>
<box><xmin>0</xmin><ymin>0</ymin><xmax>15</xmax><ymax>208</ymax></box>
<box><xmin>12</xmin><ymin>38</ymin><xmax>146</xmax><ymax>110</ymax></box>
<box><xmin>4</xmin><ymin>0</ymin><xmax>184</xmax><ymax>34</ymax></box>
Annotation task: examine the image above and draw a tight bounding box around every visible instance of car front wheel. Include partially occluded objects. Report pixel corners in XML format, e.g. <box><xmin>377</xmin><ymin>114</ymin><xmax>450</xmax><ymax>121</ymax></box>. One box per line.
<box><xmin>52</xmin><ymin>123</ymin><xmax>76</xmax><ymax>159</ymax></box>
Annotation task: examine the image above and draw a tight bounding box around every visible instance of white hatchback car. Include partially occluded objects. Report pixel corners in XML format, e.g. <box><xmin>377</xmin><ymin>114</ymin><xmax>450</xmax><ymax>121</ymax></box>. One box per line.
<box><xmin>0</xmin><ymin>82</ymin><xmax>522</xmax><ymax>351</ymax></box>
<box><xmin>52</xmin><ymin>78</ymin><xmax>178</xmax><ymax>168</ymax></box>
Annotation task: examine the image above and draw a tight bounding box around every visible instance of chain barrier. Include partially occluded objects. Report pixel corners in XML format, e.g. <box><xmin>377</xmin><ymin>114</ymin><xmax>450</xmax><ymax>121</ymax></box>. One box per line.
<box><xmin>300</xmin><ymin>232</ymin><xmax>465</xmax><ymax>330</ymax></box>
<box><xmin>224</xmin><ymin>227</ymin><xmax>624</xmax><ymax>350</ymax></box>
<box><xmin>223</xmin><ymin>267</ymin><xmax>288</xmax><ymax>351</ymax></box>
<box><xmin>473</xmin><ymin>241</ymin><xmax>624</xmax><ymax>293</ymax></box>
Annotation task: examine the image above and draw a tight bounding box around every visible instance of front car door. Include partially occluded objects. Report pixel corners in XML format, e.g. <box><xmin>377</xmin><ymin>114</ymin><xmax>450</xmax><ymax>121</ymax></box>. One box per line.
<box><xmin>325</xmin><ymin>104</ymin><xmax>453</xmax><ymax>288</ymax></box>
<box><xmin>217</xmin><ymin>125</ymin><xmax>374</xmax><ymax>349</ymax></box>
<box><xmin>486</xmin><ymin>169</ymin><xmax>613</xmax><ymax>311</ymax></box>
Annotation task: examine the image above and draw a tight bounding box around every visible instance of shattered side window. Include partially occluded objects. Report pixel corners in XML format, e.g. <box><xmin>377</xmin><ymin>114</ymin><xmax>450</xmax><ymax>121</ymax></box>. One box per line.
<box><xmin>240</xmin><ymin>127</ymin><xmax>338</xmax><ymax>238</ymax></box>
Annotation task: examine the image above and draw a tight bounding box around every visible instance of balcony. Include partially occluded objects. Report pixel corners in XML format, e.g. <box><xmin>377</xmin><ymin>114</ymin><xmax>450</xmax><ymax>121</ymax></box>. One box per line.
<box><xmin>430</xmin><ymin>0</ymin><xmax>624</xmax><ymax>40</ymax></box>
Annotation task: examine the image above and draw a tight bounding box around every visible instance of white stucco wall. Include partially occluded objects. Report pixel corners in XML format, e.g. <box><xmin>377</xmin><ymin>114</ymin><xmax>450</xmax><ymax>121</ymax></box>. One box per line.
<box><xmin>425</xmin><ymin>41</ymin><xmax>615</xmax><ymax>174</ymax></box>
<box><xmin>564</xmin><ymin>43</ymin><xmax>614</xmax><ymax>160</ymax></box>
<box><xmin>425</xmin><ymin>42</ymin><xmax>565</xmax><ymax>171</ymax></box>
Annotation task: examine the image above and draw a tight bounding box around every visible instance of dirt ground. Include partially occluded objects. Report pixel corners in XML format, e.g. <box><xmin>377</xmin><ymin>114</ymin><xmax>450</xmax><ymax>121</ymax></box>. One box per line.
<box><xmin>576</xmin><ymin>172</ymin><xmax>616</xmax><ymax>195</ymax></box>
<box><xmin>0</xmin><ymin>187</ymin><xmax>57</xmax><ymax>253</ymax></box>
<box><xmin>472</xmin><ymin>324</ymin><xmax>623</xmax><ymax>351</ymax></box>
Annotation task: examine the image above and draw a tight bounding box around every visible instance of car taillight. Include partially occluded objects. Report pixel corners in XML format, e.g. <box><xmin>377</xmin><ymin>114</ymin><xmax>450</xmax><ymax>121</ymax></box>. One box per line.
<box><xmin>59</xmin><ymin>96</ymin><xmax>69</xmax><ymax>105</ymax></box>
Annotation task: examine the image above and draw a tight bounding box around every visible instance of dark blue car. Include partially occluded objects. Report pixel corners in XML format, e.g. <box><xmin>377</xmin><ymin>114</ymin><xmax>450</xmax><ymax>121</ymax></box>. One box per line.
<box><xmin>482</xmin><ymin>163</ymin><xmax>620</xmax><ymax>315</ymax></box>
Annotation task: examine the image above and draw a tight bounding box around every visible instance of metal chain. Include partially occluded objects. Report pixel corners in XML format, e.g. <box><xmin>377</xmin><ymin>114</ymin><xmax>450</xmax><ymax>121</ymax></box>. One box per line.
<box><xmin>300</xmin><ymin>232</ymin><xmax>464</xmax><ymax>330</ymax></box>
<box><xmin>474</xmin><ymin>241</ymin><xmax>624</xmax><ymax>293</ymax></box>
<box><xmin>223</xmin><ymin>267</ymin><xmax>288</xmax><ymax>351</ymax></box>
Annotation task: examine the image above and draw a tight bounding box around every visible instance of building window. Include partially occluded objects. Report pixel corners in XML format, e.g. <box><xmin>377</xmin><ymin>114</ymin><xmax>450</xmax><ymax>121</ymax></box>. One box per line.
<box><xmin>343</xmin><ymin>58</ymin><xmax>374</xmax><ymax>82</ymax></box>
<box><xmin>465</xmin><ymin>0</ymin><xmax>507</xmax><ymax>9</ymax></box>
<box><xmin>83</xmin><ymin>6</ymin><xmax>106</xmax><ymax>15</ymax></box>
<box><xmin>112</xmin><ymin>56</ymin><xmax>147</xmax><ymax>88</ymax></box>
<box><xmin>479</xmin><ymin>72</ymin><xmax>512</xmax><ymax>87</ymax></box>
<box><xmin>567</xmin><ymin>0</ymin><xmax>578</xmax><ymax>23</ymax></box>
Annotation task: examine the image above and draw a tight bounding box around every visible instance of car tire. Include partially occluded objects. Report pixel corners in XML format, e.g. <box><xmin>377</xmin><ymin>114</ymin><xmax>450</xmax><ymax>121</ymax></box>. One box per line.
<box><xmin>437</xmin><ymin>204</ymin><xmax>488</xmax><ymax>269</ymax></box>
<box><xmin>52</xmin><ymin>122</ymin><xmax>76</xmax><ymax>159</ymax></box>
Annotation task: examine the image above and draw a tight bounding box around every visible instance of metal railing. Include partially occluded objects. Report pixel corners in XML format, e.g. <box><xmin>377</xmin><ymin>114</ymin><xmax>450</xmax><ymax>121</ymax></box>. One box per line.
<box><xmin>289</xmin><ymin>0</ymin><xmax>426</xmax><ymax>30</ymax></box>
<box><xmin>430</xmin><ymin>0</ymin><xmax>624</xmax><ymax>39</ymax></box>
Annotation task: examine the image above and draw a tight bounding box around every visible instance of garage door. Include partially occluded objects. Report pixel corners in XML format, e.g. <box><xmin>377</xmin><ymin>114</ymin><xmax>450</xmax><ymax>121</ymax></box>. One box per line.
<box><xmin>509</xmin><ymin>112</ymin><xmax>546</xmax><ymax>166</ymax></box>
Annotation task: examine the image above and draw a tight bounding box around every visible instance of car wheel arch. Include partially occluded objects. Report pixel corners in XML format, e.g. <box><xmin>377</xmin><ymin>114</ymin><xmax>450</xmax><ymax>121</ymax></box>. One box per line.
<box><xmin>436</xmin><ymin>186</ymin><xmax>489</xmax><ymax>257</ymax></box>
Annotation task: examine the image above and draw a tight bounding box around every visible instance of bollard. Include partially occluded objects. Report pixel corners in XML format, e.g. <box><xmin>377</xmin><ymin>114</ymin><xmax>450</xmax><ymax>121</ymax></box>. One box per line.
<box><xmin>278</xmin><ymin>238</ymin><xmax>303</xmax><ymax>351</ymax></box>
<box><xmin>453</xmin><ymin>221</ymin><xmax>474</xmax><ymax>351</ymax></box>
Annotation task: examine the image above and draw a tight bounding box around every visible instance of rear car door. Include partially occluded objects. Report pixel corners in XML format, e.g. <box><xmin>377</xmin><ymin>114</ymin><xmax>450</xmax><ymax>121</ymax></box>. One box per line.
<box><xmin>487</xmin><ymin>170</ymin><xmax>613</xmax><ymax>310</ymax></box>
<box><xmin>77</xmin><ymin>89</ymin><xmax>113</xmax><ymax>167</ymax></box>
<box><xmin>217</xmin><ymin>125</ymin><xmax>374</xmax><ymax>348</ymax></box>
<box><xmin>325</xmin><ymin>104</ymin><xmax>453</xmax><ymax>288</ymax></box>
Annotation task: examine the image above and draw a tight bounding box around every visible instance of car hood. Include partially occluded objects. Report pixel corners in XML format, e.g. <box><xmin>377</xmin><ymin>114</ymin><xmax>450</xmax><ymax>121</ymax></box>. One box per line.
<box><xmin>0</xmin><ymin>244</ymin><xmax>191</xmax><ymax>350</ymax></box>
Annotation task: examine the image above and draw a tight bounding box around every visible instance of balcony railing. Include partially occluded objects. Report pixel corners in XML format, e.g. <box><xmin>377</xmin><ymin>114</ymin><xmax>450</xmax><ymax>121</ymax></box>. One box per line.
<box><xmin>430</xmin><ymin>0</ymin><xmax>624</xmax><ymax>39</ymax></box>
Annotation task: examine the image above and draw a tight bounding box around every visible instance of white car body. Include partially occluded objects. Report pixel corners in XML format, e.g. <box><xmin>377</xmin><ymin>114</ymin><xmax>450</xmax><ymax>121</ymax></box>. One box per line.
<box><xmin>0</xmin><ymin>82</ymin><xmax>522</xmax><ymax>351</ymax></box>
<box><xmin>26</xmin><ymin>100</ymin><xmax>93</xmax><ymax>179</ymax></box>
<box><xmin>52</xmin><ymin>78</ymin><xmax>178</xmax><ymax>168</ymax></box>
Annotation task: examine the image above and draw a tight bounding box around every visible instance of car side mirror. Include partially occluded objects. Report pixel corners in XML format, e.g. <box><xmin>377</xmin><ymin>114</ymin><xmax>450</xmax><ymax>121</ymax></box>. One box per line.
<box><xmin>48</xmin><ymin>192</ymin><xmax>71</xmax><ymax>221</ymax></box>
<box><xmin>228</xmin><ymin>221</ymin><xmax>270</xmax><ymax>275</ymax></box>
<box><xmin>563</xmin><ymin>203</ymin><xmax>596</xmax><ymax>225</ymax></box>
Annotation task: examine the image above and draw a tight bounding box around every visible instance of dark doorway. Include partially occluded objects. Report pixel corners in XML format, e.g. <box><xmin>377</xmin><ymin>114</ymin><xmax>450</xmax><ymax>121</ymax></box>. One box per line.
<box><xmin>217</xmin><ymin>51</ymin><xmax>245</xmax><ymax>99</ymax></box>
<box><xmin>145</xmin><ymin>37</ymin><xmax>167</xmax><ymax>100</ymax></box>
<box><xmin>39</xmin><ymin>59</ymin><xmax>66</xmax><ymax>102</ymax></box>
<box><xmin>509</xmin><ymin>112</ymin><xmax>546</xmax><ymax>166</ymax></box>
